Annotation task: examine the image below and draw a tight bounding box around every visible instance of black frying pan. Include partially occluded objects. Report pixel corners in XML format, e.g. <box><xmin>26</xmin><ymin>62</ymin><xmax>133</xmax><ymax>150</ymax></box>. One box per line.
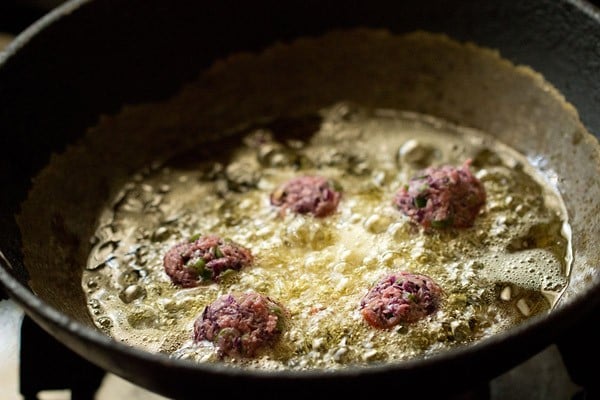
<box><xmin>1</xmin><ymin>1</ymin><xmax>600</xmax><ymax>398</ymax></box>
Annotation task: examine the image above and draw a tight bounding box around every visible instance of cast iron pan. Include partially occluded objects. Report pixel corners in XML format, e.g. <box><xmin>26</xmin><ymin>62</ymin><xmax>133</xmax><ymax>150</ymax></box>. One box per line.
<box><xmin>1</xmin><ymin>0</ymin><xmax>600</xmax><ymax>398</ymax></box>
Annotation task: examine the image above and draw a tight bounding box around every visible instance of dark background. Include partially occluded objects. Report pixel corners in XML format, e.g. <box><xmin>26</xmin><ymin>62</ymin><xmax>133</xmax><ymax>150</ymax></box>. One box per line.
<box><xmin>0</xmin><ymin>1</ymin><xmax>66</xmax><ymax>34</ymax></box>
<box><xmin>2</xmin><ymin>0</ymin><xmax>600</xmax><ymax>36</ymax></box>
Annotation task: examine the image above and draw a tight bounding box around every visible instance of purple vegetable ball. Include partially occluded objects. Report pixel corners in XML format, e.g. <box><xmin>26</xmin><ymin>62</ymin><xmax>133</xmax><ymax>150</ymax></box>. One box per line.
<box><xmin>360</xmin><ymin>272</ymin><xmax>443</xmax><ymax>329</ymax></box>
<box><xmin>393</xmin><ymin>159</ymin><xmax>486</xmax><ymax>229</ymax></box>
<box><xmin>270</xmin><ymin>175</ymin><xmax>341</xmax><ymax>218</ymax></box>
<box><xmin>194</xmin><ymin>292</ymin><xmax>288</xmax><ymax>357</ymax></box>
<box><xmin>163</xmin><ymin>234</ymin><xmax>253</xmax><ymax>288</ymax></box>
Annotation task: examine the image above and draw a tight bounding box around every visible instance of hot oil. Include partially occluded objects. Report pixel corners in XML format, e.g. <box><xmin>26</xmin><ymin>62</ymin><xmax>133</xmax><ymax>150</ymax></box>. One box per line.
<box><xmin>82</xmin><ymin>102</ymin><xmax>571</xmax><ymax>370</ymax></box>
